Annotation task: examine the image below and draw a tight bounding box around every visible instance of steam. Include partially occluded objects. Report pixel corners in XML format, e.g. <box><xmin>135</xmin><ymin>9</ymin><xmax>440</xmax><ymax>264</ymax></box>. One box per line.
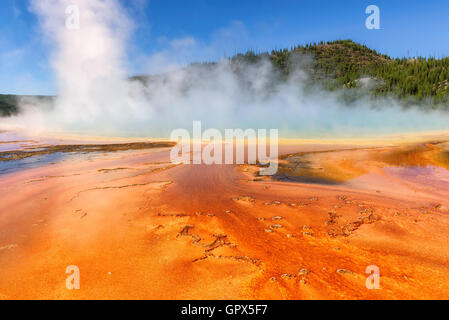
<box><xmin>1</xmin><ymin>0</ymin><xmax>449</xmax><ymax>139</ymax></box>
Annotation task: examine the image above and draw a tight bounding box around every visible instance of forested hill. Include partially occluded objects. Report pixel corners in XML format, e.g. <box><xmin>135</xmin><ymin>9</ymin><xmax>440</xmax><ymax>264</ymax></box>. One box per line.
<box><xmin>0</xmin><ymin>95</ymin><xmax>19</xmax><ymax>117</ymax></box>
<box><xmin>2</xmin><ymin>40</ymin><xmax>449</xmax><ymax>117</ymax></box>
<box><xmin>232</xmin><ymin>40</ymin><xmax>449</xmax><ymax>106</ymax></box>
<box><xmin>0</xmin><ymin>94</ymin><xmax>54</xmax><ymax>117</ymax></box>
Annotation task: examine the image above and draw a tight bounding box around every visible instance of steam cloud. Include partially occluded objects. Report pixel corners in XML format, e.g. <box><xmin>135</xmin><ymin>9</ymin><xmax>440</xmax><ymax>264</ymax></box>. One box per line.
<box><xmin>1</xmin><ymin>0</ymin><xmax>449</xmax><ymax>139</ymax></box>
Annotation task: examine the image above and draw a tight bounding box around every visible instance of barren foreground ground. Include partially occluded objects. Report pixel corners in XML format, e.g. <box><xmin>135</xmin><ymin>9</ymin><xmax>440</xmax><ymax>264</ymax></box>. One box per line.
<box><xmin>0</xmin><ymin>133</ymin><xmax>449</xmax><ymax>299</ymax></box>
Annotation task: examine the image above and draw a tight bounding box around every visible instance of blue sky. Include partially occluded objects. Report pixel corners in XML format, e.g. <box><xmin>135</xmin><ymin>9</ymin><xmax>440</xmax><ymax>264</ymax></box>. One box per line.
<box><xmin>1</xmin><ymin>0</ymin><xmax>449</xmax><ymax>95</ymax></box>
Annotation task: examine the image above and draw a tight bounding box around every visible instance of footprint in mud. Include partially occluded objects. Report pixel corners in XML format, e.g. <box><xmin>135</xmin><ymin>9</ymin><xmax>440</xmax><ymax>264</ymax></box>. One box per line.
<box><xmin>275</xmin><ymin>269</ymin><xmax>310</xmax><ymax>284</ymax></box>
<box><xmin>302</xmin><ymin>232</ymin><xmax>314</xmax><ymax>236</ymax></box>
<box><xmin>299</xmin><ymin>268</ymin><xmax>311</xmax><ymax>275</ymax></box>
<box><xmin>147</xmin><ymin>224</ymin><xmax>165</xmax><ymax>232</ymax></box>
<box><xmin>301</xmin><ymin>225</ymin><xmax>314</xmax><ymax>236</ymax></box>
<box><xmin>336</xmin><ymin>269</ymin><xmax>354</xmax><ymax>275</ymax></box>
<box><xmin>264</xmin><ymin>201</ymin><xmax>281</xmax><ymax>206</ymax></box>
<box><xmin>281</xmin><ymin>273</ymin><xmax>297</xmax><ymax>280</ymax></box>
<box><xmin>74</xmin><ymin>209</ymin><xmax>88</xmax><ymax>219</ymax></box>
<box><xmin>0</xmin><ymin>244</ymin><xmax>18</xmax><ymax>251</ymax></box>
<box><xmin>233</xmin><ymin>196</ymin><xmax>255</xmax><ymax>204</ymax></box>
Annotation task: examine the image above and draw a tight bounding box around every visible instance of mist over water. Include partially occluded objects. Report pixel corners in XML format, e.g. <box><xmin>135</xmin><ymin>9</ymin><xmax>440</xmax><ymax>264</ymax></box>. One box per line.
<box><xmin>1</xmin><ymin>0</ymin><xmax>449</xmax><ymax>139</ymax></box>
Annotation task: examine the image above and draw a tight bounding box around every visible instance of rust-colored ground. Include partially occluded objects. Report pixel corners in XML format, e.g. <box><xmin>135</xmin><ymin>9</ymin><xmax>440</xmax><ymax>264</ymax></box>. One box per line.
<box><xmin>0</xmin><ymin>138</ymin><xmax>449</xmax><ymax>300</ymax></box>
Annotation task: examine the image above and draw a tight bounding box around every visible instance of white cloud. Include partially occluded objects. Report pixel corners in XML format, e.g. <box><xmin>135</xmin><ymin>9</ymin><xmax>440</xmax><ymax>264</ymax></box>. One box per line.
<box><xmin>169</xmin><ymin>37</ymin><xmax>197</xmax><ymax>49</ymax></box>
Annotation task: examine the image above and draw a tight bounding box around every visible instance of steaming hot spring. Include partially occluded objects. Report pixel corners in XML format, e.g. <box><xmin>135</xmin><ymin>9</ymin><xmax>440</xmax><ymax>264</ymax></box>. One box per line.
<box><xmin>1</xmin><ymin>0</ymin><xmax>449</xmax><ymax>300</ymax></box>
